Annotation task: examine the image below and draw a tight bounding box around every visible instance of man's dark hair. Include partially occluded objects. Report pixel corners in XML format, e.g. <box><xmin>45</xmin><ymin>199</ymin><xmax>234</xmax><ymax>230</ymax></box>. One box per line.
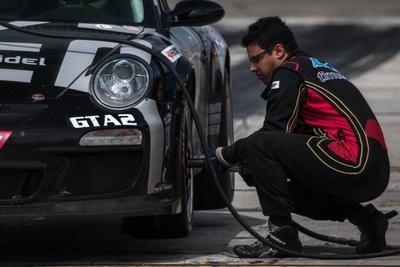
<box><xmin>241</xmin><ymin>16</ymin><xmax>298</xmax><ymax>55</ymax></box>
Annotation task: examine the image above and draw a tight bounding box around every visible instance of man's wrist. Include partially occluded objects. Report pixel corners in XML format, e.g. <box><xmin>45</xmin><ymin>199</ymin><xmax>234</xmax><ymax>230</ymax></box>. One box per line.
<box><xmin>215</xmin><ymin>147</ymin><xmax>235</xmax><ymax>167</ymax></box>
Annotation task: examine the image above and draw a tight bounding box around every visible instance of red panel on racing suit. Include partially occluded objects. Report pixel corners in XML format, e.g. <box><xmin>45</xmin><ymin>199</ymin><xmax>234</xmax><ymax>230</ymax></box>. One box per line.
<box><xmin>257</xmin><ymin>51</ymin><xmax>387</xmax><ymax>173</ymax></box>
<box><xmin>223</xmin><ymin>50</ymin><xmax>387</xmax><ymax>175</ymax></box>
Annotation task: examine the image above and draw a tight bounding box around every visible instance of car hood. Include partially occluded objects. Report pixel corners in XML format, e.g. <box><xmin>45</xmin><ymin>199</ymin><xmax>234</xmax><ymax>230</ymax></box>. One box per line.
<box><xmin>0</xmin><ymin>21</ymin><xmax>145</xmax><ymax>103</ymax></box>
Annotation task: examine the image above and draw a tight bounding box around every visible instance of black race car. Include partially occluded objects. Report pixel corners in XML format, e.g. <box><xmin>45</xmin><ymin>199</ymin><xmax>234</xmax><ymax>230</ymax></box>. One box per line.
<box><xmin>0</xmin><ymin>0</ymin><xmax>233</xmax><ymax>239</ymax></box>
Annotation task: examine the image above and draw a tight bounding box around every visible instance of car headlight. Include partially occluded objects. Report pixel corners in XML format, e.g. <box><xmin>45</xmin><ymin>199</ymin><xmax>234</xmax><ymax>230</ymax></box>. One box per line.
<box><xmin>91</xmin><ymin>57</ymin><xmax>151</xmax><ymax>110</ymax></box>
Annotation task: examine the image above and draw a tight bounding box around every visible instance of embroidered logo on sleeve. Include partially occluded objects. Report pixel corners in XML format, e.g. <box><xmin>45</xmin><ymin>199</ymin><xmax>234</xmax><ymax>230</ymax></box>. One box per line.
<box><xmin>271</xmin><ymin>81</ymin><xmax>280</xmax><ymax>89</ymax></box>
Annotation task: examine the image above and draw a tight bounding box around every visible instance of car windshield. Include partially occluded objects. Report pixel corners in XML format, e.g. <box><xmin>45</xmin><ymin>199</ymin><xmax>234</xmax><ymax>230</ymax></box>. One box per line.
<box><xmin>0</xmin><ymin>0</ymin><xmax>145</xmax><ymax>23</ymax></box>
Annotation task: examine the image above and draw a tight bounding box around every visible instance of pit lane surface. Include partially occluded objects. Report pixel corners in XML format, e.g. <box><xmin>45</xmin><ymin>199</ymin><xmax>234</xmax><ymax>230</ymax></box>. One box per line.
<box><xmin>1</xmin><ymin>0</ymin><xmax>400</xmax><ymax>266</ymax></box>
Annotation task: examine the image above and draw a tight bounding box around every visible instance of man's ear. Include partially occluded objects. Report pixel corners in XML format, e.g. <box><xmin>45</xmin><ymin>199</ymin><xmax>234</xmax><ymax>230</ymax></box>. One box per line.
<box><xmin>274</xmin><ymin>44</ymin><xmax>286</xmax><ymax>59</ymax></box>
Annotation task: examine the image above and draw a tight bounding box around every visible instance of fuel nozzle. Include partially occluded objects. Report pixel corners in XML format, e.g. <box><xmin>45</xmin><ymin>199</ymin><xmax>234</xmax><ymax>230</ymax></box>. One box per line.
<box><xmin>187</xmin><ymin>156</ymin><xmax>250</xmax><ymax>173</ymax></box>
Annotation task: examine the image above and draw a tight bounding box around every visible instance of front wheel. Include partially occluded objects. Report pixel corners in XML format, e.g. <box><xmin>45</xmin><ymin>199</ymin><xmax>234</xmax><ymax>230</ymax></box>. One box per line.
<box><xmin>123</xmin><ymin>102</ymin><xmax>194</xmax><ymax>239</ymax></box>
<box><xmin>194</xmin><ymin>68</ymin><xmax>235</xmax><ymax>210</ymax></box>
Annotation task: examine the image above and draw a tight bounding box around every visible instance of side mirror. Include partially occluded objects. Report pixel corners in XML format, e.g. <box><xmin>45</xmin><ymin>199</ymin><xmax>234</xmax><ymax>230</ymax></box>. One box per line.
<box><xmin>169</xmin><ymin>0</ymin><xmax>225</xmax><ymax>26</ymax></box>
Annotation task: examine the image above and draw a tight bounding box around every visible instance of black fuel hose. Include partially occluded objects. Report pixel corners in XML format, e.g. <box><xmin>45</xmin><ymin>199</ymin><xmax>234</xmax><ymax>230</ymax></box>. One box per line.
<box><xmin>1</xmin><ymin>20</ymin><xmax>400</xmax><ymax>259</ymax></box>
<box><xmin>293</xmin><ymin>210</ymin><xmax>398</xmax><ymax>248</ymax></box>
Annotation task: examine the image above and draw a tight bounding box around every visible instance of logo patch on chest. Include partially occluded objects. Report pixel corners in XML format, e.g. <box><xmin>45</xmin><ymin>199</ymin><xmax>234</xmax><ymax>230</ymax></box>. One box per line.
<box><xmin>271</xmin><ymin>80</ymin><xmax>280</xmax><ymax>89</ymax></box>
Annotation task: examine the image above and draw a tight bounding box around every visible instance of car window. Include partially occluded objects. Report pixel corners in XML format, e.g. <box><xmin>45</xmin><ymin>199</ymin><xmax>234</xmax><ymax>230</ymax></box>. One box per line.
<box><xmin>0</xmin><ymin>0</ymin><xmax>144</xmax><ymax>23</ymax></box>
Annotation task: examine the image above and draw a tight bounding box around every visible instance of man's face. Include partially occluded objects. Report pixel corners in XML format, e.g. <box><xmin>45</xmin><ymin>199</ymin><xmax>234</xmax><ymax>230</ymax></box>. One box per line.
<box><xmin>246</xmin><ymin>43</ymin><xmax>286</xmax><ymax>85</ymax></box>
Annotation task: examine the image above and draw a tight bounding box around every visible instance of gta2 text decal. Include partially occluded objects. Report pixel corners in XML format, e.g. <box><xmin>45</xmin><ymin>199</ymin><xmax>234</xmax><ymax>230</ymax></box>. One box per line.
<box><xmin>70</xmin><ymin>114</ymin><xmax>137</xmax><ymax>128</ymax></box>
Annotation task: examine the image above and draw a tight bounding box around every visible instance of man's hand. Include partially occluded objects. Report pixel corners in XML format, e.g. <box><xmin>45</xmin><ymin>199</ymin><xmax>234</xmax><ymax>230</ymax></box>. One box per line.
<box><xmin>208</xmin><ymin>149</ymin><xmax>228</xmax><ymax>175</ymax></box>
<box><xmin>203</xmin><ymin>147</ymin><xmax>233</xmax><ymax>176</ymax></box>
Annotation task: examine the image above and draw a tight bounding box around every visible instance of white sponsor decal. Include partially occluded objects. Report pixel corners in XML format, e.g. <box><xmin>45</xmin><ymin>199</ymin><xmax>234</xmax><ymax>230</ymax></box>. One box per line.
<box><xmin>79</xmin><ymin>23</ymin><xmax>143</xmax><ymax>34</ymax></box>
<box><xmin>95</xmin><ymin>24</ymin><xmax>112</xmax><ymax>29</ymax></box>
<box><xmin>121</xmin><ymin>39</ymin><xmax>152</xmax><ymax>64</ymax></box>
<box><xmin>154</xmin><ymin>182</ymin><xmax>173</xmax><ymax>193</ymax></box>
<box><xmin>0</xmin><ymin>42</ymin><xmax>45</xmax><ymax>83</ymax></box>
<box><xmin>0</xmin><ymin>69</ymin><xmax>33</xmax><ymax>83</ymax></box>
<box><xmin>0</xmin><ymin>55</ymin><xmax>46</xmax><ymax>66</ymax></box>
<box><xmin>55</xmin><ymin>40</ymin><xmax>116</xmax><ymax>91</ymax></box>
<box><xmin>0</xmin><ymin>42</ymin><xmax>42</xmax><ymax>52</ymax></box>
<box><xmin>161</xmin><ymin>45</ymin><xmax>181</xmax><ymax>63</ymax></box>
<box><xmin>271</xmin><ymin>80</ymin><xmax>280</xmax><ymax>89</ymax></box>
<box><xmin>123</xmin><ymin>26</ymin><xmax>140</xmax><ymax>31</ymax></box>
<box><xmin>70</xmin><ymin>114</ymin><xmax>137</xmax><ymax>128</ymax></box>
<box><xmin>0</xmin><ymin>22</ymin><xmax>47</xmax><ymax>31</ymax></box>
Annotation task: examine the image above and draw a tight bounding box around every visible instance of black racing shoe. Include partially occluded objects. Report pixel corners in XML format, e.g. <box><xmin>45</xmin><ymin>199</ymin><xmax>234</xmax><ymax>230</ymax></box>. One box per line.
<box><xmin>357</xmin><ymin>209</ymin><xmax>388</xmax><ymax>253</ymax></box>
<box><xmin>232</xmin><ymin>225</ymin><xmax>303</xmax><ymax>258</ymax></box>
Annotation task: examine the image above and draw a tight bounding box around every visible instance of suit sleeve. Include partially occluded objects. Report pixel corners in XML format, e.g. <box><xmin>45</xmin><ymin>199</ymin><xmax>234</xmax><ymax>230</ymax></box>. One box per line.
<box><xmin>260</xmin><ymin>68</ymin><xmax>304</xmax><ymax>133</ymax></box>
<box><xmin>221</xmin><ymin>68</ymin><xmax>304</xmax><ymax>164</ymax></box>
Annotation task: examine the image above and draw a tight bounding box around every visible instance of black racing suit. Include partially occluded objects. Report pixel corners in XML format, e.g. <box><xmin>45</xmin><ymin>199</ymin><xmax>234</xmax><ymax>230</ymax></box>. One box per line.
<box><xmin>222</xmin><ymin>50</ymin><xmax>389</xmax><ymax>222</ymax></box>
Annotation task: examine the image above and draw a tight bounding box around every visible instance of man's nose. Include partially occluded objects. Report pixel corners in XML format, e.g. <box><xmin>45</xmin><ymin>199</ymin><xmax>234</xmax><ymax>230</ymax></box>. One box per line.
<box><xmin>250</xmin><ymin>62</ymin><xmax>258</xmax><ymax>72</ymax></box>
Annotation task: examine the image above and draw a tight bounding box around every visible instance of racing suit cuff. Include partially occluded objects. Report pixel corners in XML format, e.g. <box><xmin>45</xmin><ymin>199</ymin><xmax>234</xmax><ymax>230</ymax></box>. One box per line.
<box><xmin>216</xmin><ymin>147</ymin><xmax>235</xmax><ymax>167</ymax></box>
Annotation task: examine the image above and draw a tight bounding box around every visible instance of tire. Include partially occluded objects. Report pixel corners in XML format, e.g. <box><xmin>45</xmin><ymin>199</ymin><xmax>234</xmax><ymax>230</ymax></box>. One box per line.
<box><xmin>123</xmin><ymin>102</ymin><xmax>194</xmax><ymax>239</ymax></box>
<box><xmin>194</xmin><ymin>68</ymin><xmax>235</xmax><ymax>210</ymax></box>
